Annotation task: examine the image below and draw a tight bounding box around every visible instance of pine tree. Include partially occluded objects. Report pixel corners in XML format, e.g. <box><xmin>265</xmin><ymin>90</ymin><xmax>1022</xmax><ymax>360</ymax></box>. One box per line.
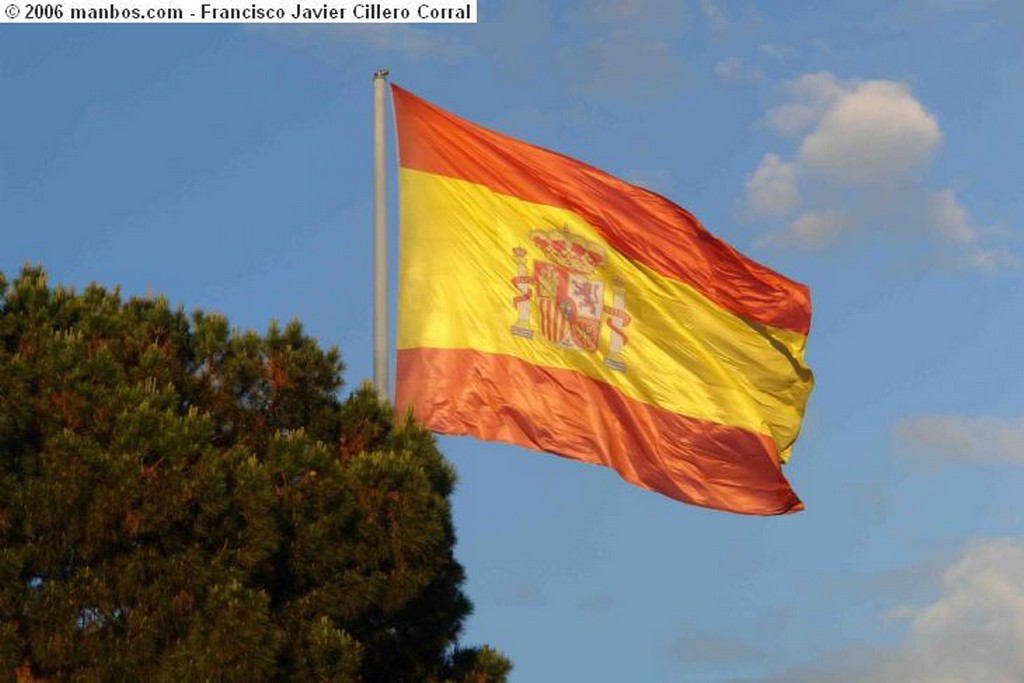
<box><xmin>0</xmin><ymin>266</ymin><xmax>511</xmax><ymax>682</ymax></box>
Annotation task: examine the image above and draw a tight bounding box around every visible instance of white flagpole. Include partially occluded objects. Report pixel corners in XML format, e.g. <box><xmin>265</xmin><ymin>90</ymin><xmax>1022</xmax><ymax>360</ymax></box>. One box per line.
<box><xmin>372</xmin><ymin>68</ymin><xmax>389</xmax><ymax>401</ymax></box>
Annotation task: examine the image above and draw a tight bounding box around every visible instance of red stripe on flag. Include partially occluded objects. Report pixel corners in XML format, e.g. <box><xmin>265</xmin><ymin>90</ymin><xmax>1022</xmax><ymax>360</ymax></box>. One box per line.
<box><xmin>396</xmin><ymin>347</ymin><xmax>803</xmax><ymax>515</ymax></box>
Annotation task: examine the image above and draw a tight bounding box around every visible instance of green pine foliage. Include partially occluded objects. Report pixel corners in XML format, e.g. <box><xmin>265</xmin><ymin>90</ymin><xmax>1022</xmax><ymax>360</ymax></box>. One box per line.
<box><xmin>0</xmin><ymin>266</ymin><xmax>511</xmax><ymax>682</ymax></box>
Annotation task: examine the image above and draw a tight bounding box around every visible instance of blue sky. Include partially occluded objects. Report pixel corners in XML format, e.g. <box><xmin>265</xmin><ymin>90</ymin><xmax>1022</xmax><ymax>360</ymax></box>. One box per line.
<box><xmin>3</xmin><ymin>2</ymin><xmax>1024</xmax><ymax>680</ymax></box>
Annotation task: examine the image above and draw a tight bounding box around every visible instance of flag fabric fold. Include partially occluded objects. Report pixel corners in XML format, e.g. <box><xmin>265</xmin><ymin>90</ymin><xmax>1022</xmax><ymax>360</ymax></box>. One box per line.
<box><xmin>391</xmin><ymin>84</ymin><xmax>814</xmax><ymax>515</ymax></box>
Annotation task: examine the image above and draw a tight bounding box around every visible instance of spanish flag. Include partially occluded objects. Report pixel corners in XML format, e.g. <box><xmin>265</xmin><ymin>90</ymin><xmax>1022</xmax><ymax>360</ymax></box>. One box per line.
<box><xmin>392</xmin><ymin>85</ymin><xmax>813</xmax><ymax>515</ymax></box>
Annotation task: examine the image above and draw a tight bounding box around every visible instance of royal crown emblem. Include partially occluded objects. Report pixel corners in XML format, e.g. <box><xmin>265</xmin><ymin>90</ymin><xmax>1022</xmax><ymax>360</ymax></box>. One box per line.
<box><xmin>510</xmin><ymin>225</ymin><xmax>631</xmax><ymax>371</ymax></box>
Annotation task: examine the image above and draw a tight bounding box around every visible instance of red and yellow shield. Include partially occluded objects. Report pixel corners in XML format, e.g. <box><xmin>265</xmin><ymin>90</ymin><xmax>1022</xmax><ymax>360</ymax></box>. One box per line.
<box><xmin>534</xmin><ymin>261</ymin><xmax>604</xmax><ymax>352</ymax></box>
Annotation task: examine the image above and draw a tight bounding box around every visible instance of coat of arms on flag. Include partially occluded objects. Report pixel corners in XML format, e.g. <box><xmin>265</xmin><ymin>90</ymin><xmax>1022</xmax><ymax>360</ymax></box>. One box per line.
<box><xmin>510</xmin><ymin>226</ymin><xmax>631</xmax><ymax>372</ymax></box>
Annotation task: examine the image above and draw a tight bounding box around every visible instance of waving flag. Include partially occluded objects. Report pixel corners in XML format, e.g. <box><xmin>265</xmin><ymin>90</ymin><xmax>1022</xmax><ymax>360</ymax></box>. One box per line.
<box><xmin>391</xmin><ymin>85</ymin><xmax>813</xmax><ymax>515</ymax></box>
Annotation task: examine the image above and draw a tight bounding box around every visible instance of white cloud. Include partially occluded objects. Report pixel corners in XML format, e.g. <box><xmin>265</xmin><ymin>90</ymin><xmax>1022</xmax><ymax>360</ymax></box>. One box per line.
<box><xmin>880</xmin><ymin>538</ymin><xmax>1024</xmax><ymax>682</ymax></box>
<box><xmin>745</xmin><ymin>153</ymin><xmax>800</xmax><ymax>216</ymax></box>
<box><xmin>788</xmin><ymin>71</ymin><xmax>848</xmax><ymax>103</ymax></box>
<box><xmin>798</xmin><ymin>81</ymin><xmax>942</xmax><ymax>186</ymax></box>
<box><xmin>788</xmin><ymin>209</ymin><xmax>846</xmax><ymax>248</ymax></box>
<box><xmin>756</xmin><ymin>209</ymin><xmax>846</xmax><ymax>251</ymax></box>
<box><xmin>749</xmin><ymin>538</ymin><xmax>1024</xmax><ymax>683</ymax></box>
<box><xmin>894</xmin><ymin>415</ymin><xmax>1024</xmax><ymax>465</ymax></box>
<box><xmin>767</xmin><ymin>103</ymin><xmax>821</xmax><ymax>136</ymax></box>
<box><xmin>929</xmin><ymin>189</ymin><xmax>977</xmax><ymax>245</ymax></box>
<box><xmin>747</xmin><ymin>72</ymin><xmax>1015</xmax><ymax>269</ymax></box>
<box><xmin>925</xmin><ymin>190</ymin><xmax>1021</xmax><ymax>272</ymax></box>
<box><xmin>766</xmin><ymin>73</ymin><xmax>848</xmax><ymax>135</ymax></box>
